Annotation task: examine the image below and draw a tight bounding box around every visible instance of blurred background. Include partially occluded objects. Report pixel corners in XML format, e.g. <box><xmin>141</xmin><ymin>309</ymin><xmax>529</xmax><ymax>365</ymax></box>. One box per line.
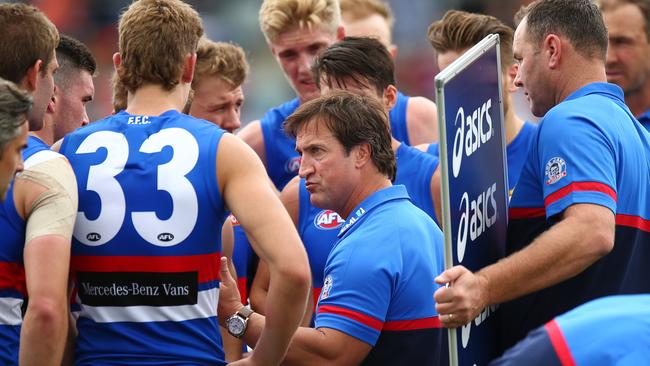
<box><xmin>1</xmin><ymin>0</ymin><xmax>533</xmax><ymax>124</ymax></box>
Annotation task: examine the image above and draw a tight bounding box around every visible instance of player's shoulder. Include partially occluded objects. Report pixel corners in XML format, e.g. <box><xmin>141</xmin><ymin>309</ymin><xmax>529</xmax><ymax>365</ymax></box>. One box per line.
<box><xmin>407</xmin><ymin>96</ymin><xmax>437</xmax><ymax>118</ymax></box>
<box><xmin>237</xmin><ymin>119</ymin><xmax>262</xmax><ymax>142</ymax></box>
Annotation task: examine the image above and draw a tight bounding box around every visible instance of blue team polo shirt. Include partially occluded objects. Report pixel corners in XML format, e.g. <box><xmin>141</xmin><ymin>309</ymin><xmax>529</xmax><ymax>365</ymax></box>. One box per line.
<box><xmin>314</xmin><ymin>185</ymin><xmax>446</xmax><ymax>365</ymax></box>
<box><xmin>503</xmin><ymin>82</ymin><xmax>650</xmax><ymax>350</ymax></box>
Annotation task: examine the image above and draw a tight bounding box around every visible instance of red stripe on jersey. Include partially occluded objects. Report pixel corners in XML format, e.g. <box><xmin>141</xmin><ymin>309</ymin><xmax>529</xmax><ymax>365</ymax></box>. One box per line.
<box><xmin>318</xmin><ymin>304</ymin><xmax>383</xmax><ymax>331</ymax></box>
<box><xmin>544</xmin><ymin>320</ymin><xmax>576</xmax><ymax>366</ymax></box>
<box><xmin>616</xmin><ymin>214</ymin><xmax>650</xmax><ymax>233</ymax></box>
<box><xmin>0</xmin><ymin>262</ymin><xmax>26</xmax><ymax>295</ymax></box>
<box><xmin>71</xmin><ymin>253</ymin><xmax>221</xmax><ymax>283</ymax></box>
<box><xmin>237</xmin><ymin>277</ymin><xmax>247</xmax><ymax>305</ymax></box>
<box><xmin>383</xmin><ymin>316</ymin><xmax>441</xmax><ymax>331</ymax></box>
<box><xmin>544</xmin><ymin>182</ymin><xmax>616</xmax><ymax>207</ymax></box>
<box><xmin>509</xmin><ymin>207</ymin><xmax>546</xmax><ymax>219</ymax></box>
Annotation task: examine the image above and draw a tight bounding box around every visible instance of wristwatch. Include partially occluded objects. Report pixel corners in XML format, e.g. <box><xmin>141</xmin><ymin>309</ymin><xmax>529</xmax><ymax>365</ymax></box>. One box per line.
<box><xmin>225</xmin><ymin>306</ymin><xmax>254</xmax><ymax>338</ymax></box>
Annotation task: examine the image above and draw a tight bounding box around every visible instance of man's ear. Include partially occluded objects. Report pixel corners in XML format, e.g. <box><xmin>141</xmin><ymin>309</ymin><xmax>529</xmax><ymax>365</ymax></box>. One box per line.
<box><xmin>336</xmin><ymin>25</ymin><xmax>345</xmax><ymax>41</ymax></box>
<box><xmin>46</xmin><ymin>85</ymin><xmax>58</xmax><ymax>114</ymax></box>
<box><xmin>506</xmin><ymin>63</ymin><xmax>519</xmax><ymax>93</ymax></box>
<box><xmin>383</xmin><ymin>85</ymin><xmax>398</xmax><ymax>110</ymax></box>
<box><xmin>388</xmin><ymin>44</ymin><xmax>398</xmax><ymax>58</ymax></box>
<box><xmin>112</xmin><ymin>52</ymin><xmax>121</xmax><ymax>71</ymax></box>
<box><xmin>181</xmin><ymin>53</ymin><xmax>197</xmax><ymax>84</ymax></box>
<box><xmin>545</xmin><ymin>34</ymin><xmax>562</xmax><ymax>69</ymax></box>
<box><xmin>354</xmin><ymin>143</ymin><xmax>372</xmax><ymax>169</ymax></box>
<box><xmin>22</xmin><ymin>60</ymin><xmax>42</xmax><ymax>93</ymax></box>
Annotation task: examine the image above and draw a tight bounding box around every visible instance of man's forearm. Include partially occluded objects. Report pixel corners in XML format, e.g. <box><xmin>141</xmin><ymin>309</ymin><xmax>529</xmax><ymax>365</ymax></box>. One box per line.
<box><xmin>20</xmin><ymin>302</ymin><xmax>68</xmax><ymax>366</ymax></box>
<box><xmin>250</xmin><ymin>265</ymin><xmax>310</xmax><ymax>365</ymax></box>
<box><xmin>479</xmin><ymin>206</ymin><xmax>614</xmax><ymax>305</ymax></box>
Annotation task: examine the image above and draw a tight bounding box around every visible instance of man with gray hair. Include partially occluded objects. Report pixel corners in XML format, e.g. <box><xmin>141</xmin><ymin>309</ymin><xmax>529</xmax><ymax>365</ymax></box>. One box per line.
<box><xmin>0</xmin><ymin>78</ymin><xmax>30</xmax><ymax>202</ymax></box>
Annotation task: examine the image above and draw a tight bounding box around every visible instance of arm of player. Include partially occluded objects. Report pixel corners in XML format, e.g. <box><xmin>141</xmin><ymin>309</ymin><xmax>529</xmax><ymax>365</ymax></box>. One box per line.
<box><xmin>406</xmin><ymin>97</ymin><xmax>439</xmax><ymax>145</ymax></box>
<box><xmin>219</xmin><ymin>258</ymin><xmax>371</xmax><ymax>366</ymax></box>
<box><xmin>220</xmin><ymin>219</ymin><xmax>246</xmax><ymax>362</ymax></box>
<box><xmin>16</xmin><ymin>158</ymin><xmax>77</xmax><ymax>366</ymax></box>
<box><xmin>430</xmin><ymin>165</ymin><xmax>443</xmax><ymax>230</ymax></box>
<box><xmin>217</xmin><ymin>134</ymin><xmax>311</xmax><ymax>365</ymax></box>
<box><xmin>236</xmin><ymin>120</ymin><xmax>267</xmax><ymax>168</ymax></box>
<box><xmin>249</xmin><ymin>176</ymin><xmax>312</xmax><ymax>326</ymax></box>
<box><xmin>434</xmin><ymin>203</ymin><xmax>614</xmax><ymax>327</ymax></box>
<box><xmin>21</xmin><ymin>235</ymin><xmax>71</xmax><ymax>366</ymax></box>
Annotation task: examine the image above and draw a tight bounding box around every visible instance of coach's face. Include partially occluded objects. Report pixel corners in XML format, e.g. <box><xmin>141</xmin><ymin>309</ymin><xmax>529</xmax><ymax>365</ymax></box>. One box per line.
<box><xmin>296</xmin><ymin>118</ymin><xmax>360</xmax><ymax>217</ymax></box>
<box><xmin>270</xmin><ymin>27</ymin><xmax>339</xmax><ymax>104</ymax></box>
<box><xmin>0</xmin><ymin>122</ymin><xmax>28</xmax><ymax>202</ymax></box>
<box><xmin>513</xmin><ymin>18</ymin><xmax>553</xmax><ymax>117</ymax></box>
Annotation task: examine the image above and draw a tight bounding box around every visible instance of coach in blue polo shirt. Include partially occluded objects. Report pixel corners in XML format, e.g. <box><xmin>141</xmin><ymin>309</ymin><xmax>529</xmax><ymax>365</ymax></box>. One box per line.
<box><xmin>217</xmin><ymin>91</ymin><xmax>446</xmax><ymax>365</ymax></box>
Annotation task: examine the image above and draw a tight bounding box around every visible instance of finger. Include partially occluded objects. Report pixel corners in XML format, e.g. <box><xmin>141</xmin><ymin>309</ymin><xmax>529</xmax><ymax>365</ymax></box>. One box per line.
<box><xmin>434</xmin><ymin>265</ymin><xmax>468</xmax><ymax>284</ymax></box>
<box><xmin>220</xmin><ymin>256</ymin><xmax>234</xmax><ymax>282</ymax></box>
<box><xmin>433</xmin><ymin>285</ymin><xmax>453</xmax><ymax>303</ymax></box>
<box><xmin>439</xmin><ymin>313</ymin><xmax>460</xmax><ymax>328</ymax></box>
<box><xmin>435</xmin><ymin>302</ymin><xmax>459</xmax><ymax>315</ymax></box>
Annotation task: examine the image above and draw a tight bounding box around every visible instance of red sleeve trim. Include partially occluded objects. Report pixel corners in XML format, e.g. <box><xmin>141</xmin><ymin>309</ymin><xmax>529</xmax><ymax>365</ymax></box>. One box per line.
<box><xmin>317</xmin><ymin>304</ymin><xmax>383</xmax><ymax>331</ymax></box>
<box><xmin>383</xmin><ymin>316</ymin><xmax>441</xmax><ymax>331</ymax></box>
<box><xmin>616</xmin><ymin>214</ymin><xmax>650</xmax><ymax>233</ymax></box>
<box><xmin>544</xmin><ymin>320</ymin><xmax>576</xmax><ymax>366</ymax></box>
<box><xmin>544</xmin><ymin>181</ymin><xmax>616</xmax><ymax>207</ymax></box>
<box><xmin>509</xmin><ymin>207</ymin><xmax>546</xmax><ymax>219</ymax></box>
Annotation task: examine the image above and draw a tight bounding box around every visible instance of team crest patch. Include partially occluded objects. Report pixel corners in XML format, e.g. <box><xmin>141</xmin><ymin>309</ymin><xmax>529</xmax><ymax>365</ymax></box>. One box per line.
<box><xmin>321</xmin><ymin>275</ymin><xmax>333</xmax><ymax>300</ymax></box>
<box><xmin>545</xmin><ymin>157</ymin><xmax>567</xmax><ymax>185</ymax></box>
<box><xmin>285</xmin><ymin>156</ymin><xmax>301</xmax><ymax>174</ymax></box>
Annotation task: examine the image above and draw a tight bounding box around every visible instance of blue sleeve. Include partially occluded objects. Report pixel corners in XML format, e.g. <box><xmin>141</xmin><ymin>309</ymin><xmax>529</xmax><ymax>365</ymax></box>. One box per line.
<box><xmin>314</xmin><ymin>242</ymin><xmax>393</xmax><ymax>346</ymax></box>
<box><xmin>537</xmin><ymin>110</ymin><xmax>617</xmax><ymax>218</ymax></box>
<box><xmin>489</xmin><ymin>323</ymin><xmax>563</xmax><ymax>366</ymax></box>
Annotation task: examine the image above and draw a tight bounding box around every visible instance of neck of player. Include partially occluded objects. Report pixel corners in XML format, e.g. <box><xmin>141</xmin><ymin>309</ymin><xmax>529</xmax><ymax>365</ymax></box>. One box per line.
<box><xmin>127</xmin><ymin>83</ymin><xmax>190</xmax><ymax>116</ymax></box>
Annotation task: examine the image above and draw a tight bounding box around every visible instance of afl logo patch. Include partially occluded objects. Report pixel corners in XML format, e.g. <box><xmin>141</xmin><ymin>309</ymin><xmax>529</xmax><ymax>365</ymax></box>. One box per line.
<box><xmin>314</xmin><ymin>210</ymin><xmax>344</xmax><ymax>230</ymax></box>
<box><xmin>321</xmin><ymin>275</ymin><xmax>333</xmax><ymax>300</ymax></box>
<box><xmin>285</xmin><ymin>156</ymin><xmax>301</xmax><ymax>174</ymax></box>
<box><xmin>545</xmin><ymin>157</ymin><xmax>567</xmax><ymax>185</ymax></box>
<box><xmin>86</xmin><ymin>232</ymin><xmax>101</xmax><ymax>242</ymax></box>
<box><xmin>157</xmin><ymin>233</ymin><xmax>175</xmax><ymax>242</ymax></box>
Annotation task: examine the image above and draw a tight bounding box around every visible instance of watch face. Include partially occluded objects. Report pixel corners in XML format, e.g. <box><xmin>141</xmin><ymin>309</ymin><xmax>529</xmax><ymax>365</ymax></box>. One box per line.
<box><xmin>227</xmin><ymin>317</ymin><xmax>245</xmax><ymax>336</ymax></box>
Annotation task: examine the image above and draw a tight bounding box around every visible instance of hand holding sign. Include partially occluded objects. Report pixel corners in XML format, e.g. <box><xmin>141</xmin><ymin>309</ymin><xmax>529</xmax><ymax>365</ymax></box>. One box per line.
<box><xmin>434</xmin><ymin>265</ymin><xmax>489</xmax><ymax>328</ymax></box>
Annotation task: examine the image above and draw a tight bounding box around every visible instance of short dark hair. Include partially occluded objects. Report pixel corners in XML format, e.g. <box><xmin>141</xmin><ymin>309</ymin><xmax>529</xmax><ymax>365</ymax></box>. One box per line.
<box><xmin>284</xmin><ymin>90</ymin><xmax>396</xmax><ymax>180</ymax></box>
<box><xmin>519</xmin><ymin>0</ymin><xmax>608</xmax><ymax>61</ymax></box>
<box><xmin>598</xmin><ymin>0</ymin><xmax>650</xmax><ymax>41</ymax></box>
<box><xmin>56</xmin><ymin>34</ymin><xmax>97</xmax><ymax>84</ymax></box>
<box><xmin>428</xmin><ymin>10</ymin><xmax>515</xmax><ymax>73</ymax></box>
<box><xmin>312</xmin><ymin>36</ymin><xmax>395</xmax><ymax>97</ymax></box>
<box><xmin>0</xmin><ymin>3</ymin><xmax>59</xmax><ymax>84</ymax></box>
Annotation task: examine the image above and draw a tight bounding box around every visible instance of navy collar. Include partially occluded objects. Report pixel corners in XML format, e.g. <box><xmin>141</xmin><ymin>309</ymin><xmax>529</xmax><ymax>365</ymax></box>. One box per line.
<box><xmin>563</xmin><ymin>82</ymin><xmax>624</xmax><ymax>104</ymax></box>
<box><xmin>337</xmin><ymin>185</ymin><xmax>409</xmax><ymax>238</ymax></box>
<box><xmin>637</xmin><ymin>108</ymin><xmax>650</xmax><ymax>124</ymax></box>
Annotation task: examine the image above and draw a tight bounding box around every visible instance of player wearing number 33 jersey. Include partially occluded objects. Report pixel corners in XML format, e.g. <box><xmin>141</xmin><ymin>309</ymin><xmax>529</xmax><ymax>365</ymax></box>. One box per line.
<box><xmin>60</xmin><ymin>110</ymin><xmax>229</xmax><ymax>364</ymax></box>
